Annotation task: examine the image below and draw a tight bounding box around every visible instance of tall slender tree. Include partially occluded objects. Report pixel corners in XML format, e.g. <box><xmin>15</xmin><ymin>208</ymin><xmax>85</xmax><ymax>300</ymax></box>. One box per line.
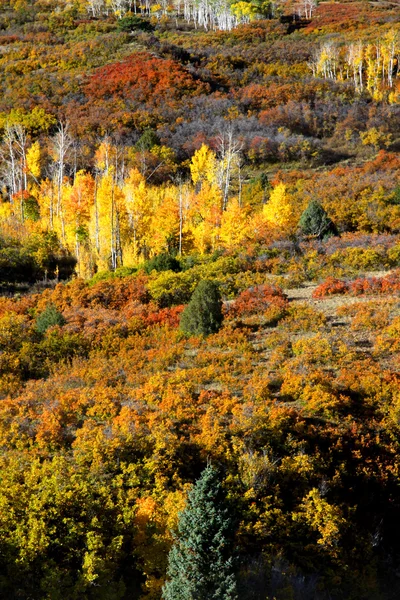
<box><xmin>162</xmin><ymin>465</ymin><xmax>238</xmax><ymax>600</ymax></box>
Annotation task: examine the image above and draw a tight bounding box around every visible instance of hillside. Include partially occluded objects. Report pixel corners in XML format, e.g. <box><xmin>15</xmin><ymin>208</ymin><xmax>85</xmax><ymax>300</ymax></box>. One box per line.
<box><xmin>0</xmin><ymin>0</ymin><xmax>400</xmax><ymax>598</ymax></box>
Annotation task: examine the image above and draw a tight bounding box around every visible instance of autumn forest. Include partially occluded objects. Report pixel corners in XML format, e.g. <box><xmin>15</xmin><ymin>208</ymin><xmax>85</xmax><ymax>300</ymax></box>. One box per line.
<box><xmin>0</xmin><ymin>0</ymin><xmax>400</xmax><ymax>597</ymax></box>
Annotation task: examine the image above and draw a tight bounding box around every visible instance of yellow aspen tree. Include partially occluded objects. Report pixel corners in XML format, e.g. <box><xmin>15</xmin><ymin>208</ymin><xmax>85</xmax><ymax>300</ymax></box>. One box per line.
<box><xmin>90</xmin><ymin>171</ymin><xmax>125</xmax><ymax>271</ymax></box>
<box><xmin>94</xmin><ymin>137</ymin><xmax>116</xmax><ymax>174</ymax></box>
<box><xmin>188</xmin><ymin>182</ymin><xmax>222</xmax><ymax>254</ymax></box>
<box><xmin>26</xmin><ymin>141</ymin><xmax>41</xmax><ymax>181</ymax></box>
<box><xmin>190</xmin><ymin>144</ymin><xmax>218</xmax><ymax>188</ymax></box>
<box><xmin>0</xmin><ymin>201</ymin><xmax>14</xmax><ymax>242</ymax></box>
<box><xmin>122</xmin><ymin>168</ymin><xmax>153</xmax><ymax>262</ymax></box>
<box><xmin>50</xmin><ymin>180</ymin><xmax>70</xmax><ymax>244</ymax></box>
<box><xmin>187</xmin><ymin>145</ymin><xmax>227</xmax><ymax>252</ymax></box>
<box><xmin>219</xmin><ymin>198</ymin><xmax>251</xmax><ymax>250</ymax></box>
<box><xmin>64</xmin><ymin>171</ymin><xmax>95</xmax><ymax>276</ymax></box>
<box><xmin>148</xmin><ymin>185</ymin><xmax>180</xmax><ymax>256</ymax></box>
<box><xmin>51</xmin><ymin>122</ymin><xmax>73</xmax><ymax>243</ymax></box>
<box><xmin>383</xmin><ymin>29</ymin><xmax>399</xmax><ymax>90</ymax></box>
<box><xmin>37</xmin><ymin>179</ymin><xmax>56</xmax><ymax>231</ymax></box>
<box><xmin>263</xmin><ymin>182</ymin><xmax>296</xmax><ymax>234</ymax></box>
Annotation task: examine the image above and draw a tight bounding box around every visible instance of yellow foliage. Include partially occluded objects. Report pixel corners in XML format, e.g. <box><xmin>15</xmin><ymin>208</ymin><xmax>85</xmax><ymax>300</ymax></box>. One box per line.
<box><xmin>190</xmin><ymin>144</ymin><xmax>218</xmax><ymax>187</ymax></box>
<box><xmin>0</xmin><ymin>201</ymin><xmax>13</xmax><ymax>221</ymax></box>
<box><xmin>219</xmin><ymin>199</ymin><xmax>251</xmax><ymax>249</ymax></box>
<box><xmin>26</xmin><ymin>141</ymin><xmax>41</xmax><ymax>180</ymax></box>
<box><xmin>294</xmin><ymin>488</ymin><xmax>345</xmax><ymax>552</ymax></box>
<box><xmin>188</xmin><ymin>182</ymin><xmax>222</xmax><ymax>254</ymax></box>
<box><xmin>360</xmin><ymin>128</ymin><xmax>392</xmax><ymax>150</ymax></box>
<box><xmin>263</xmin><ymin>182</ymin><xmax>296</xmax><ymax>233</ymax></box>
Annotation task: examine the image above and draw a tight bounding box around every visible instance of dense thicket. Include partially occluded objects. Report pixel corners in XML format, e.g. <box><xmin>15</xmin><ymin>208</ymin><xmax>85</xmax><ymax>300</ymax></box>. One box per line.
<box><xmin>0</xmin><ymin>1</ymin><xmax>400</xmax><ymax>598</ymax></box>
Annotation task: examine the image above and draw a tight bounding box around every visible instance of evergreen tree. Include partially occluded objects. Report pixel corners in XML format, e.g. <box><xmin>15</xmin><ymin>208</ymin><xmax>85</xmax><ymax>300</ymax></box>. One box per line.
<box><xmin>36</xmin><ymin>303</ymin><xmax>66</xmax><ymax>334</ymax></box>
<box><xmin>180</xmin><ymin>280</ymin><xmax>223</xmax><ymax>336</ymax></box>
<box><xmin>144</xmin><ymin>252</ymin><xmax>181</xmax><ymax>274</ymax></box>
<box><xmin>162</xmin><ymin>465</ymin><xmax>238</xmax><ymax>600</ymax></box>
<box><xmin>299</xmin><ymin>200</ymin><xmax>337</xmax><ymax>239</ymax></box>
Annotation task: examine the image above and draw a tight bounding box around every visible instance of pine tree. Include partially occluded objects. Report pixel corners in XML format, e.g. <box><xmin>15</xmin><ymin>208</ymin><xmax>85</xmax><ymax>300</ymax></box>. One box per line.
<box><xmin>299</xmin><ymin>200</ymin><xmax>337</xmax><ymax>239</ymax></box>
<box><xmin>179</xmin><ymin>280</ymin><xmax>223</xmax><ymax>336</ymax></box>
<box><xmin>36</xmin><ymin>303</ymin><xmax>66</xmax><ymax>334</ymax></box>
<box><xmin>162</xmin><ymin>466</ymin><xmax>238</xmax><ymax>600</ymax></box>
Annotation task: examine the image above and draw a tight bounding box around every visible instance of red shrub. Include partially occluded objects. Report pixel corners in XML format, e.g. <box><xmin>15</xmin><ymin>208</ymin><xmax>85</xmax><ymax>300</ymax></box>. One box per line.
<box><xmin>228</xmin><ymin>284</ymin><xmax>287</xmax><ymax>318</ymax></box>
<box><xmin>39</xmin><ymin>275</ymin><xmax>151</xmax><ymax>313</ymax></box>
<box><xmin>312</xmin><ymin>277</ymin><xmax>350</xmax><ymax>299</ymax></box>
<box><xmin>350</xmin><ymin>272</ymin><xmax>400</xmax><ymax>296</ymax></box>
<box><xmin>144</xmin><ymin>305</ymin><xmax>184</xmax><ymax>328</ymax></box>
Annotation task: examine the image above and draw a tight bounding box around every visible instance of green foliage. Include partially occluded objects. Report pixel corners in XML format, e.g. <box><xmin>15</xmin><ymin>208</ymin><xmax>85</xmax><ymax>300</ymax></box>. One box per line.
<box><xmin>148</xmin><ymin>269</ymin><xmax>198</xmax><ymax>307</ymax></box>
<box><xmin>162</xmin><ymin>465</ymin><xmax>238</xmax><ymax>600</ymax></box>
<box><xmin>36</xmin><ymin>304</ymin><xmax>66</xmax><ymax>334</ymax></box>
<box><xmin>0</xmin><ymin>244</ymin><xmax>37</xmax><ymax>283</ymax></box>
<box><xmin>76</xmin><ymin>225</ymin><xmax>89</xmax><ymax>243</ymax></box>
<box><xmin>299</xmin><ymin>200</ymin><xmax>337</xmax><ymax>239</ymax></box>
<box><xmin>116</xmin><ymin>14</ymin><xmax>154</xmax><ymax>32</ymax></box>
<box><xmin>23</xmin><ymin>197</ymin><xmax>40</xmax><ymax>222</ymax></box>
<box><xmin>388</xmin><ymin>185</ymin><xmax>400</xmax><ymax>206</ymax></box>
<box><xmin>88</xmin><ymin>267</ymin><xmax>138</xmax><ymax>285</ymax></box>
<box><xmin>136</xmin><ymin>129</ymin><xmax>161</xmax><ymax>151</ymax></box>
<box><xmin>144</xmin><ymin>253</ymin><xmax>181</xmax><ymax>274</ymax></box>
<box><xmin>179</xmin><ymin>280</ymin><xmax>223</xmax><ymax>336</ymax></box>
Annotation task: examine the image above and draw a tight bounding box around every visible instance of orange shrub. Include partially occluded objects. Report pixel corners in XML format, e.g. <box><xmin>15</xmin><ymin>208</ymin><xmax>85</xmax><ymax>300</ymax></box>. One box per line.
<box><xmin>280</xmin><ymin>304</ymin><xmax>327</xmax><ymax>333</ymax></box>
<box><xmin>227</xmin><ymin>284</ymin><xmax>288</xmax><ymax>319</ymax></box>
<box><xmin>312</xmin><ymin>277</ymin><xmax>350</xmax><ymax>299</ymax></box>
<box><xmin>337</xmin><ymin>301</ymin><xmax>392</xmax><ymax>331</ymax></box>
<box><xmin>350</xmin><ymin>272</ymin><xmax>400</xmax><ymax>296</ymax></box>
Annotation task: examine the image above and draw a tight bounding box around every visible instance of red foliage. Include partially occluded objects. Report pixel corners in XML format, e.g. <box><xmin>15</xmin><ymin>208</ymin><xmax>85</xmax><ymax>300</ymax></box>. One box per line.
<box><xmin>41</xmin><ymin>276</ymin><xmax>151</xmax><ymax>313</ymax></box>
<box><xmin>228</xmin><ymin>284</ymin><xmax>288</xmax><ymax>318</ymax></box>
<box><xmin>84</xmin><ymin>52</ymin><xmax>208</xmax><ymax>107</ymax></box>
<box><xmin>304</xmin><ymin>2</ymin><xmax>383</xmax><ymax>33</ymax></box>
<box><xmin>122</xmin><ymin>300</ymin><xmax>184</xmax><ymax>328</ymax></box>
<box><xmin>0</xmin><ymin>295</ymin><xmax>36</xmax><ymax>318</ymax></box>
<box><xmin>313</xmin><ymin>271</ymin><xmax>400</xmax><ymax>299</ymax></box>
<box><xmin>350</xmin><ymin>272</ymin><xmax>400</xmax><ymax>296</ymax></box>
<box><xmin>143</xmin><ymin>305</ymin><xmax>184</xmax><ymax>328</ymax></box>
<box><xmin>312</xmin><ymin>277</ymin><xmax>350</xmax><ymax>299</ymax></box>
<box><xmin>245</xmin><ymin>81</ymin><xmax>334</xmax><ymax>112</ymax></box>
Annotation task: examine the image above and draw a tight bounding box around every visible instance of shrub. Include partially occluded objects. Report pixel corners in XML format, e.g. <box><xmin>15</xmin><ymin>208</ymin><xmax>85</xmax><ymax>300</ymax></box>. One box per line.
<box><xmin>312</xmin><ymin>277</ymin><xmax>350</xmax><ymax>298</ymax></box>
<box><xmin>180</xmin><ymin>280</ymin><xmax>223</xmax><ymax>336</ymax></box>
<box><xmin>136</xmin><ymin>129</ymin><xmax>161</xmax><ymax>150</ymax></box>
<box><xmin>329</xmin><ymin>247</ymin><xmax>385</xmax><ymax>271</ymax></box>
<box><xmin>148</xmin><ymin>270</ymin><xmax>197</xmax><ymax>307</ymax></box>
<box><xmin>281</xmin><ymin>303</ymin><xmax>326</xmax><ymax>332</ymax></box>
<box><xmin>116</xmin><ymin>14</ymin><xmax>154</xmax><ymax>32</ymax></box>
<box><xmin>228</xmin><ymin>284</ymin><xmax>288</xmax><ymax>318</ymax></box>
<box><xmin>388</xmin><ymin>186</ymin><xmax>400</xmax><ymax>206</ymax></box>
<box><xmin>0</xmin><ymin>245</ymin><xmax>37</xmax><ymax>283</ymax></box>
<box><xmin>337</xmin><ymin>301</ymin><xmax>391</xmax><ymax>331</ymax></box>
<box><xmin>144</xmin><ymin>253</ymin><xmax>181</xmax><ymax>274</ymax></box>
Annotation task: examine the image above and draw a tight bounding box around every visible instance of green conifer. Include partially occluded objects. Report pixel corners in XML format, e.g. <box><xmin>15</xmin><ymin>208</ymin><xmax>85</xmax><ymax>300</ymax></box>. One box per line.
<box><xmin>162</xmin><ymin>465</ymin><xmax>238</xmax><ymax>600</ymax></box>
<box><xmin>36</xmin><ymin>303</ymin><xmax>66</xmax><ymax>334</ymax></box>
<box><xmin>179</xmin><ymin>280</ymin><xmax>223</xmax><ymax>336</ymax></box>
<box><xmin>299</xmin><ymin>200</ymin><xmax>337</xmax><ymax>239</ymax></box>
